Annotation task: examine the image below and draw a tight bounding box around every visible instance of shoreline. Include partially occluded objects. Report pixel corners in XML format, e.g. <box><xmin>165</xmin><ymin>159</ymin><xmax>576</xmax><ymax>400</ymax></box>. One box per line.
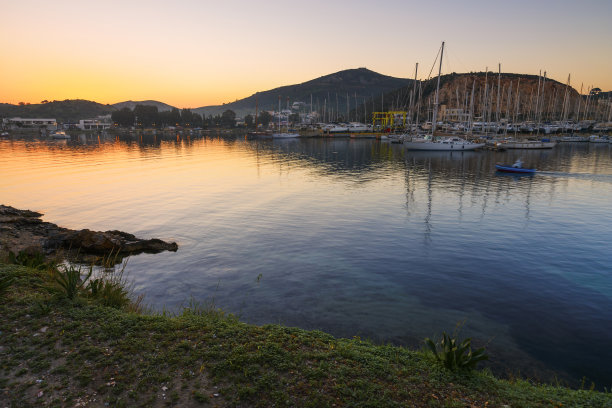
<box><xmin>1</xmin><ymin>262</ymin><xmax>611</xmax><ymax>406</ymax></box>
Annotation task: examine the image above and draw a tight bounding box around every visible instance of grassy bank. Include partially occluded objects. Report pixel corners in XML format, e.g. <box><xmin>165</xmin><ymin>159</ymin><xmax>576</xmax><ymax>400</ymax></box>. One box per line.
<box><xmin>1</xmin><ymin>262</ymin><xmax>610</xmax><ymax>407</ymax></box>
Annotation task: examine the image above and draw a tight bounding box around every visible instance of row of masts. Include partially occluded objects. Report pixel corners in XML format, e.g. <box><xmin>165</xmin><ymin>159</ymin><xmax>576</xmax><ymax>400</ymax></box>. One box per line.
<box><xmin>301</xmin><ymin>61</ymin><xmax>611</xmax><ymax>129</ymax></box>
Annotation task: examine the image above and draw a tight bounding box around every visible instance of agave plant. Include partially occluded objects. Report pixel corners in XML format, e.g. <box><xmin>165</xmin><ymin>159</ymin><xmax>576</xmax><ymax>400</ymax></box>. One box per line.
<box><xmin>52</xmin><ymin>264</ymin><xmax>92</xmax><ymax>300</ymax></box>
<box><xmin>424</xmin><ymin>332</ymin><xmax>488</xmax><ymax>371</ymax></box>
<box><xmin>0</xmin><ymin>275</ymin><xmax>16</xmax><ymax>297</ymax></box>
<box><xmin>7</xmin><ymin>250</ymin><xmax>52</xmax><ymax>270</ymax></box>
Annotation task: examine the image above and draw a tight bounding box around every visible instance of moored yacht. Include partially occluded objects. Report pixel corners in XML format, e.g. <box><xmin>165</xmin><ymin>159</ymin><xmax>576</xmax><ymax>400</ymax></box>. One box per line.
<box><xmin>50</xmin><ymin>130</ymin><xmax>70</xmax><ymax>139</ymax></box>
<box><xmin>503</xmin><ymin>139</ymin><xmax>556</xmax><ymax>149</ymax></box>
<box><xmin>589</xmin><ymin>135</ymin><xmax>609</xmax><ymax>143</ymax></box>
<box><xmin>405</xmin><ymin>136</ymin><xmax>485</xmax><ymax>151</ymax></box>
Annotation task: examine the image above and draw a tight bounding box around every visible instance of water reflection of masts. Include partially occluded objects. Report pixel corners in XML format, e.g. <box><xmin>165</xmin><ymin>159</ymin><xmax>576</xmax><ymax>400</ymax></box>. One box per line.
<box><xmin>479</xmin><ymin>169</ymin><xmax>493</xmax><ymax>221</ymax></box>
<box><xmin>404</xmin><ymin>157</ymin><xmax>416</xmax><ymax>216</ymax></box>
<box><xmin>524</xmin><ymin>175</ymin><xmax>533</xmax><ymax>222</ymax></box>
<box><xmin>255</xmin><ymin>139</ymin><xmax>261</xmax><ymax>178</ymax></box>
<box><xmin>424</xmin><ymin>159</ymin><xmax>432</xmax><ymax>245</ymax></box>
<box><xmin>458</xmin><ymin>158</ymin><xmax>467</xmax><ymax>221</ymax></box>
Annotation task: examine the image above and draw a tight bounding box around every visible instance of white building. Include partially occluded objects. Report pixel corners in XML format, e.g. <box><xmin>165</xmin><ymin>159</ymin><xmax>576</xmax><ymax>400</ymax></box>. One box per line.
<box><xmin>3</xmin><ymin>117</ymin><xmax>57</xmax><ymax>130</ymax></box>
<box><xmin>77</xmin><ymin>118</ymin><xmax>112</xmax><ymax>130</ymax></box>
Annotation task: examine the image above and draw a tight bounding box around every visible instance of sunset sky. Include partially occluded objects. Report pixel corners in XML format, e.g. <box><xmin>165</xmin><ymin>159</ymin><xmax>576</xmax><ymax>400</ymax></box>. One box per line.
<box><xmin>2</xmin><ymin>0</ymin><xmax>611</xmax><ymax>108</ymax></box>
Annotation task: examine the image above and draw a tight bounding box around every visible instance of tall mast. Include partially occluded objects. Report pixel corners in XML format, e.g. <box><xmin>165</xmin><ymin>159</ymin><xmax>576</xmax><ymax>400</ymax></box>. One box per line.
<box><xmin>409</xmin><ymin>63</ymin><xmax>418</xmax><ymax>129</ymax></box>
<box><xmin>496</xmin><ymin>63</ymin><xmax>501</xmax><ymax>123</ymax></box>
<box><xmin>576</xmin><ymin>83</ymin><xmax>583</xmax><ymax>122</ymax></box>
<box><xmin>561</xmin><ymin>74</ymin><xmax>570</xmax><ymax>123</ymax></box>
<box><xmin>310</xmin><ymin>94</ymin><xmax>313</xmax><ymax>123</ymax></box>
<box><xmin>255</xmin><ymin>98</ymin><xmax>258</xmax><ymax>129</ymax></box>
<box><xmin>468</xmin><ymin>78</ymin><xmax>475</xmax><ymax>134</ymax></box>
<box><xmin>481</xmin><ymin>67</ymin><xmax>489</xmax><ymax>135</ymax></box>
<box><xmin>505</xmin><ymin>81</ymin><xmax>512</xmax><ymax>135</ymax></box>
<box><xmin>278</xmin><ymin>95</ymin><xmax>281</xmax><ymax>130</ymax></box>
<box><xmin>536</xmin><ymin>71</ymin><xmax>547</xmax><ymax>134</ymax></box>
<box><xmin>346</xmin><ymin>93</ymin><xmax>349</xmax><ymax>122</ymax></box>
<box><xmin>534</xmin><ymin>70</ymin><xmax>542</xmax><ymax>130</ymax></box>
<box><xmin>415</xmin><ymin>81</ymin><xmax>422</xmax><ymax>130</ymax></box>
<box><xmin>323</xmin><ymin>99</ymin><xmax>326</xmax><ymax>123</ymax></box>
<box><xmin>431</xmin><ymin>41</ymin><xmax>444</xmax><ymax>135</ymax></box>
<box><xmin>514</xmin><ymin>78</ymin><xmax>521</xmax><ymax>134</ymax></box>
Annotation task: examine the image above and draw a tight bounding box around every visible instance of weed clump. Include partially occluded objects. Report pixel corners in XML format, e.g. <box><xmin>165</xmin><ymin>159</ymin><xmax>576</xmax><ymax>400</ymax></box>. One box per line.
<box><xmin>425</xmin><ymin>331</ymin><xmax>488</xmax><ymax>371</ymax></box>
<box><xmin>0</xmin><ymin>274</ymin><xmax>15</xmax><ymax>297</ymax></box>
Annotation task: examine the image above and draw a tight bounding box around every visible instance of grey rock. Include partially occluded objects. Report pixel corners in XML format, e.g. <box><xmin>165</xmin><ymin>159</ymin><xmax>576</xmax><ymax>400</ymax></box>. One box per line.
<box><xmin>1</xmin><ymin>204</ymin><xmax>178</xmax><ymax>264</ymax></box>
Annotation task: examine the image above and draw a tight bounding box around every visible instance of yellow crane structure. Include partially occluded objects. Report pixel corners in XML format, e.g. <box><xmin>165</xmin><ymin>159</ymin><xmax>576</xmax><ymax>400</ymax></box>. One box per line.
<box><xmin>371</xmin><ymin>111</ymin><xmax>408</xmax><ymax>130</ymax></box>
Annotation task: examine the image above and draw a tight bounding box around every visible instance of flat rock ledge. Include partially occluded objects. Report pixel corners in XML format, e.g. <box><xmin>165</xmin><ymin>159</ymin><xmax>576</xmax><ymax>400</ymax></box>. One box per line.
<box><xmin>0</xmin><ymin>204</ymin><xmax>178</xmax><ymax>263</ymax></box>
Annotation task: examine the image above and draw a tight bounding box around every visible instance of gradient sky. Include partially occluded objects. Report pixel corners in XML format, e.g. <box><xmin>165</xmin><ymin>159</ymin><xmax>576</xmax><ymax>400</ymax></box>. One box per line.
<box><xmin>1</xmin><ymin>0</ymin><xmax>611</xmax><ymax>108</ymax></box>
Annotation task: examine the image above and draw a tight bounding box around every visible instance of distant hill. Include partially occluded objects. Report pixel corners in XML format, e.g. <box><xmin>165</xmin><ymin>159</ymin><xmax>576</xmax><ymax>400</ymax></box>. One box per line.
<box><xmin>0</xmin><ymin>99</ymin><xmax>115</xmax><ymax>123</ymax></box>
<box><xmin>193</xmin><ymin>68</ymin><xmax>412</xmax><ymax>118</ymax></box>
<box><xmin>112</xmin><ymin>100</ymin><xmax>176</xmax><ymax>112</ymax></box>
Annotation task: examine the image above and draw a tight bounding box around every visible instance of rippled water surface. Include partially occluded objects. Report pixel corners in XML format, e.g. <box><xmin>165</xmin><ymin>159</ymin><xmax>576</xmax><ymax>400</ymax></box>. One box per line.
<box><xmin>2</xmin><ymin>133</ymin><xmax>611</xmax><ymax>387</ymax></box>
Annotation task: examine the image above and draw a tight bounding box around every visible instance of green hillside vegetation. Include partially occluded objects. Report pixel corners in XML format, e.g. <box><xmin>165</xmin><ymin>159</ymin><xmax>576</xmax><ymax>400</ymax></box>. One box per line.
<box><xmin>0</xmin><ymin>99</ymin><xmax>115</xmax><ymax>123</ymax></box>
<box><xmin>112</xmin><ymin>100</ymin><xmax>176</xmax><ymax>112</ymax></box>
<box><xmin>1</xmin><ymin>260</ymin><xmax>610</xmax><ymax>407</ymax></box>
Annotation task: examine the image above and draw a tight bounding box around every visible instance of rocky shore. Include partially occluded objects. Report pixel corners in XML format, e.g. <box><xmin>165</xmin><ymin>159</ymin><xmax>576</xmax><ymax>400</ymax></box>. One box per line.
<box><xmin>0</xmin><ymin>204</ymin><xmax>178</xmax><ymax>263</ymax></box>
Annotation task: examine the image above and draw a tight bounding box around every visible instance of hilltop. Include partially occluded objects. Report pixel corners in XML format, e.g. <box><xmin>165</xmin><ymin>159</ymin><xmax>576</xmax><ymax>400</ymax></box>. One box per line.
<box><xmin>112</xmin><ymin>100</ymin><xmax>176</xmax><ymax>112</ymax></box>
<box><xmin>192</xmin><ymin>68</ymin><xmax>412</xmax><ymax>117</ymax></box>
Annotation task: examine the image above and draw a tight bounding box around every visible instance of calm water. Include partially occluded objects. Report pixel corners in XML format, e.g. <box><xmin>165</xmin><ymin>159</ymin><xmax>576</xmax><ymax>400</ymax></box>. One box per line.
<box><xmin>2</xmin><ymin>133</ymin><xmax>612</xmax><ymax>387</ymax></box>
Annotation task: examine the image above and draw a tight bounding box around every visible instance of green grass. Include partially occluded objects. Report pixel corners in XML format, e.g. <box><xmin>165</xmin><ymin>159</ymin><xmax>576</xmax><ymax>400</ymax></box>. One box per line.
<box><xmin>0</xmin><ymin>262</ymin><xmax>610</xmax><ymax>407</ymax></box>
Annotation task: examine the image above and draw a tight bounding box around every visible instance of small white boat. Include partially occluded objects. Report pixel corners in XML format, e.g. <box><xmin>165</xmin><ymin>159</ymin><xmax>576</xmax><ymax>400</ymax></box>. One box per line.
<box><xmin>405</xmin><ymin>136</ymin><xmax>484</xmax><ymax>151</ymax></box>
<box><xmin>589</xmin><ymin>135</ymin><xmax>609</xmax><ymax>143</ymax></box>
<box><xmin>326</xmin><ymin>124</ymin><xmax>349</xmax><ymax>133</ymax></box>
<box><xmin>347</xmin><ymin>122</ymin><xmax>371</xmax><ymax>133</ymax></box>
<box><xmin>559</xmin><ymin>135</ymin><xmax>588</xmax><ymax>142</ymax></box>
<box><xmin>503</xmin><ymin>139</ymin><xmax>556</xmax><ymax>149</ymax></box>
<box><xmin>271</xmin><ymin>132</ymin><xmax>300</xmax><ymax>138</ymax></box>
<box><xmin>50</xmin><ymin>131</ymin><xmax>70</xmax><ymax>139</ymax></box>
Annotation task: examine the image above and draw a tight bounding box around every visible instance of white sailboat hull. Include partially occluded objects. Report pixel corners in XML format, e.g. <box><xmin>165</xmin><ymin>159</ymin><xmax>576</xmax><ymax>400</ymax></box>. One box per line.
<box><xmin>405</xmin><ymin>137</ymin><xmax>484</xmax><ymax>151</ymax></box>
<box><xmin>271</xmin><ymin>133</ymin><xmax>300</xmax><ymax>138</ymax></box>
<box><xmin>504</xmin><ymin>141</ymin><xmax>556</xmax><ymax>149</ymax></box>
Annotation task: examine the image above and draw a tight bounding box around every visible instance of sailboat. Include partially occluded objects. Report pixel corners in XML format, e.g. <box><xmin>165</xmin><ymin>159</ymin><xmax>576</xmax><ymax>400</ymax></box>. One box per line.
<box><xmin>405</xmin><ymin>42</ymin><xmax>484</xmax><ymax>151</ymax></box>
<box><xmin>272</xmin><ymin>96</ymin><xmax>300</xmax><ymax>138</ymax></box>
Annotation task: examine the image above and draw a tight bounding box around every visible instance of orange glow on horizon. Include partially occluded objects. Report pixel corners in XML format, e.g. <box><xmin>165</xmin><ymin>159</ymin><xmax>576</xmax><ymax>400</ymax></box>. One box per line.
<box><xmin>2</xmin><ymin>1</ymin><xmax>611</xmax><ymax>108</ymax></box>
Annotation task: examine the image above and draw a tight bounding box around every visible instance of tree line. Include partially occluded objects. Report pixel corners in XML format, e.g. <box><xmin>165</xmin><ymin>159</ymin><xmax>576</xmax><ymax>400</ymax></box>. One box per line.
<box><xmin>111</xmin><ymin>105</ymin><xmax>280</xmax><ymax>129</ymax></box>
<box><xmin>111</xmin><ymin>105</ymin><xmax>238</xmax><ymax>129</ymax></box>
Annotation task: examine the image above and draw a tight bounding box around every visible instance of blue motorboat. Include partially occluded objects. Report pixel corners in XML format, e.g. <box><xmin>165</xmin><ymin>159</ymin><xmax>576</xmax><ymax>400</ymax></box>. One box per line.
<box><xmin>495</xmin><ymin>159</ymin><xmax>536</xmax><ymax>174</ymax></box>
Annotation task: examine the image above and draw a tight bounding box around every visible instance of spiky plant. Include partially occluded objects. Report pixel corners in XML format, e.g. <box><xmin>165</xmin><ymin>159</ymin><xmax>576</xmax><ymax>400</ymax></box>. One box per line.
<box><xmin>425</xmin><ymin>332</ymin><xmax>488</xmax><ymax>371</ymax></box>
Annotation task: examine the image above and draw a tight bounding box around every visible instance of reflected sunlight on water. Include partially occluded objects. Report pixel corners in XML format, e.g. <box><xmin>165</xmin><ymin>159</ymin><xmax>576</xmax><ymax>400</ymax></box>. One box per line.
<box><xmin>1</xmin><ymin>133</ymin><xmax>612</xmax><ymax>387</ymax></box>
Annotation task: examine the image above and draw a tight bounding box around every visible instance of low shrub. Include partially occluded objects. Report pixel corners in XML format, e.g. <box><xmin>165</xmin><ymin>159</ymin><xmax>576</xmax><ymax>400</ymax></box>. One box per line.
<box><xmin>49</xmin><ymin>264</ymin><xmax>92</xmax><ymax>300</ymax></box>
<box><xmin>424</xmin><ymin>332</ymin><xmax>488</xmax><ymax>371</ymax></box>
<box><xmin>0</xmin><ymin>274</ymin><xmax>15</xmax><ymax>297</ymax></box>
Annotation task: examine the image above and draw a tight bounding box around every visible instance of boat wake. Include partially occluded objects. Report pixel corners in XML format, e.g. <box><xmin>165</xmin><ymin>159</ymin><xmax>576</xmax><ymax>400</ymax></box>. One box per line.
<box><xmin>537</xmin><ymin>171</ymin><xmax>612</xmax><ymax>183</ymax></box>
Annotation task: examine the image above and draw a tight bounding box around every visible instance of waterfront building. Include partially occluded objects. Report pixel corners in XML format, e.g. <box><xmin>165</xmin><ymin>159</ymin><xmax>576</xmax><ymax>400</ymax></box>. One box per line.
<box><xmin>3</xmin><ymin>117</ymin><xmax>57</xmax><ymax>130</ymax></box>
<box><xmin>77</xmin><ymin>118</ymin><xmax>112</xmax><ymax>130</ymax></box>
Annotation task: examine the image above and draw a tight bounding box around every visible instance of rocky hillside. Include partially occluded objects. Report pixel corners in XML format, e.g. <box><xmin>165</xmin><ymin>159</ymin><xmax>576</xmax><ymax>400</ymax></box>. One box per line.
<box><xmin>363</xmin><ymin>72</ymin><xmax>582</xmax><ymax>122</ymax></box>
